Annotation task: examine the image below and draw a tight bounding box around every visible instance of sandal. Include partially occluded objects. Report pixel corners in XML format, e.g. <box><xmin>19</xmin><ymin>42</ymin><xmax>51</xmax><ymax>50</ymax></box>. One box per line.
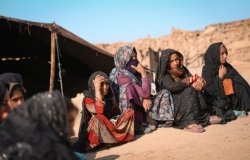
<box><xmin>183</xmin><ymin>124</ymin><xmax>205</xmax><ymax>133</ymax></box>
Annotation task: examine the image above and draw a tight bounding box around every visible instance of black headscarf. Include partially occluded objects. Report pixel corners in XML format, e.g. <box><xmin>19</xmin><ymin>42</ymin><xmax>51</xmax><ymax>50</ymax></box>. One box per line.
<box><xmin>0</xmin><ymin>91</ymin><xmax>76</xmax><ymax>160</ymax></box>
<box><xmin>202</xmin><ymin>42</ymin><xmax>225</xmax><ymax>97</ymax></box>
<box><xmin>0</xmin><ymin>81</ymin><xmax>7</xmax><ymax>108</ymax></box>
<box><xmin>84</xmin><ymin>71</ymin><xmax>114</xmax><ymax>103</ymax></box>
<box><xmin>203</xmin><ymin>42</ymin><xmax>222</xmax><ymax>69</ymax></box>
<box><xmin>0</xmin><ymin>73</ymin><xmax>24</xmax><ymax>86</ymax></box>
<box><xmin>0</xmin><ymin>73</ymin><xmax>26</xmax><ymax>97</ymax></box>
<box><xmin>156</xmin><ymin>49</ymin><xmax>190</xmax><ymax>91</ymax></box>
<box><xmin>202</xmin><ymin>42</ymin><xmax>250</xmax><ymax>97</ymax></box>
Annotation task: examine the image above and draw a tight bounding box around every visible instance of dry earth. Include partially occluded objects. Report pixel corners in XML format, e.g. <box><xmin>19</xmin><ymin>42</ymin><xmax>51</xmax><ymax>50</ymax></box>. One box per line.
<box><xmin>84</xmin><ymin>116</ymin><xmax>250</xmax><ymax>160</ymax></box>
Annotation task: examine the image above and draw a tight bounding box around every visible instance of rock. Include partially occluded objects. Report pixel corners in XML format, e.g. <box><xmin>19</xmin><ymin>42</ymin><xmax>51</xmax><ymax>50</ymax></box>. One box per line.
<box><xmin>96</xmin><ymin>18</ymin><xmax>250</xmax><ymax>75</ymax></box>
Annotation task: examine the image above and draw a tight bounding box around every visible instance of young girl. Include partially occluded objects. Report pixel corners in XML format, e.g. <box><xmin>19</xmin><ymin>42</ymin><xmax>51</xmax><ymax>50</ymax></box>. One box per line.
<box><xmin>202</xmin><ymin>42</ymin><xmax>250</xmax><ymax>123</ymax></box>
<box><xmin>77</xmin><ymin>71</ymin><xmax>134</xmax><ymax>150</ymax></box>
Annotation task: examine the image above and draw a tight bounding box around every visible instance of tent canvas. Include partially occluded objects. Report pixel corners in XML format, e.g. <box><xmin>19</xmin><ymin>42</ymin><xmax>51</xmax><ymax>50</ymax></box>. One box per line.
<box><xmin>0</xmin><ymin>15</ymin><xmax>114</xmax><ymax>97</ymax></box>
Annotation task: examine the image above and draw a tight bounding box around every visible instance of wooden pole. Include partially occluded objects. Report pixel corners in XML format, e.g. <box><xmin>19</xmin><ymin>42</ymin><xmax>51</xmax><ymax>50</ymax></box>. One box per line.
<box><xmin>49</xmin><ymin>32</ymin><xmax>56</xmax><ymax>93</ymax></box>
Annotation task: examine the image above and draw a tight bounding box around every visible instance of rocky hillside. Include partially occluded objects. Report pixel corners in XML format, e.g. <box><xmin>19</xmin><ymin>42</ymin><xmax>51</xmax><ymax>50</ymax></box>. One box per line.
<box><xmin>96</xmin><ymin>18</ymin><xmax>250</xmax><ymax>75</ymax></box>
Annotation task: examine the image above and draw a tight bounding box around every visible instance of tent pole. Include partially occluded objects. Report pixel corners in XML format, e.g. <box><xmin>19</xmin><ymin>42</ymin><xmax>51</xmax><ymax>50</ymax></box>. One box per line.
<box><xmin>49</xmin><ymin>31</ymin><xmax>56</xmax><ymax>93</ymax></box>
<box><xmin>55</xmin><ymin>34</ymin><xmax>64</xmax><ymax>97</ymax></box>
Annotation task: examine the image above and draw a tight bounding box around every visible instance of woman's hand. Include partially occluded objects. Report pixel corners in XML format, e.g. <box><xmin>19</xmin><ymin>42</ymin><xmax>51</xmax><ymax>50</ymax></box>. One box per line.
<box><xmin>142</xmin><ymin>98</ymin><xmax>152</xmax><ymax>112</ymax></box>
<box><xmin>218</xmin><ymin>65</ymin><xmax>227</xmax><ymax>79</ymax></box>
<box><xmin>191</xmin><ymin>74</ymin><xmax>198</xmax><ymax>82</ymax></box>
<box><xmin>93</xmin><ymin>75</ymin><xmax>105</xmax><ymax>100</ymax></box>
<box><xmin>192</xmin><ymin>75</ymin><xmax>206</xmax><ymax>91</ymax></box>
<box><xmin>191</xmin><ymin>81</ymin><xmax>203</xmax><ymax>91</ymax></box>
<box><xmin>131</xmin><ymin>63</ymin><xmax>147</xmax><ymax>78</ymax></box>
<box><xmin>93</xmin><ymin>75</ymin><xmax>104</xmax><ymax>90</ymax></box>
<box><xmin>196</xmin><ymin>77</ymin><xmax>206</xmax><ymax>86</ymax></box>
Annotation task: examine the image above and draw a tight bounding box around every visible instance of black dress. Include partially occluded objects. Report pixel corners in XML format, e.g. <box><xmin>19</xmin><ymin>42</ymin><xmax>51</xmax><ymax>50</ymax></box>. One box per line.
<box><xmin>156</xmin><ymin>49</ymin><xmax>210</xmax><ymax>129</ymax></box>
<box><xmin>202</xmin><ymin>42</ymin><xmax>250</xmax><ymax>123</ymax></box>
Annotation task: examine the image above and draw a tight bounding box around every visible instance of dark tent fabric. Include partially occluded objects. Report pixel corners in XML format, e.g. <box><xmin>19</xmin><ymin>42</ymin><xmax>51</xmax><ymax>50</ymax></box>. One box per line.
<box><xmin>0</xmin><ymin>15</ymin><xmax>114</xmax><ymax>97</ymax></box>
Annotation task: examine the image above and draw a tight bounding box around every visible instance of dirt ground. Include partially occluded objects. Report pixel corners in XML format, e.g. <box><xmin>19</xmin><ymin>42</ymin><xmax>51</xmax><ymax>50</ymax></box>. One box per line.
<box><xmin>84</xmin><ymin>116</ymin><xmax>250</xmax><ymax>160</ymax></box>
<box><xmin>71</xmin><ymin>63</ymin><xmax>250</xmax><ymax>160</ymax></box>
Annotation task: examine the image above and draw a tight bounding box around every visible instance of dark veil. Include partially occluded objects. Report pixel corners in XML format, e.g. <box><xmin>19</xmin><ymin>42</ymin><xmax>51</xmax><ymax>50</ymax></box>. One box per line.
<box><xmin>0</xmin><ymin>91</ymin><xmax>76</xmax><ymax>160</ymax></box>
<box><xmin>156</xmin><ymin>49</ymin><xmax>189</xmax><ymax>91</ymax></box>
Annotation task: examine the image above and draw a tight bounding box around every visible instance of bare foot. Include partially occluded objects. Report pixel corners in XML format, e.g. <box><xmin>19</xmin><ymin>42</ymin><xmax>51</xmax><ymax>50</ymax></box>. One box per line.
<box><xmin>209</xmin><ymin>115</ymin><xmax>222</xmax><ymax>124</ymax></box>
<box><xmin>183</xmin><ymin>124</ymin><xmax>205</xmax><ymax>133</ymax></box>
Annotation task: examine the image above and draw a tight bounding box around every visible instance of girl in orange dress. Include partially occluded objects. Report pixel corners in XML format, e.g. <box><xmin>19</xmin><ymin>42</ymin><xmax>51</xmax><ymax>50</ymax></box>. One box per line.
<box><xmin>78</xmin><ymin>71</ymin><xmax>134</xmax><ymax>150</ymax></box>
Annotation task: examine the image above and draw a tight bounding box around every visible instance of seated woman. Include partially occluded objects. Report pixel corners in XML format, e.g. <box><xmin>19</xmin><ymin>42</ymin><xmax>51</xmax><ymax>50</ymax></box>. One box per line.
<box><xmin>76</xmin><ymin>71</ymin><xmax>134</xmax><ymax>150</ymax></box>
<box><xmin>0</xmin><ymin>73</ymin><xmax>26</xmax><ymax>121</ymax></box>
<box><xmin>156</xmin><ymin>49</ymin><xmax>221</xmax><ymax>133</ymax></box>
<box><xmin>202</xmin><ymin>42</ymin><xmax>250</xmax><ymax>123</ymax></box>
<box><xmin>109</xmin><ymin>46</ymin><xmax>174</xmax><ymax>133</ymax></box>
<box><xmin>0</xmin><ymin>91</ymin><xmax>80</xmax><ymax>160</ymax></box>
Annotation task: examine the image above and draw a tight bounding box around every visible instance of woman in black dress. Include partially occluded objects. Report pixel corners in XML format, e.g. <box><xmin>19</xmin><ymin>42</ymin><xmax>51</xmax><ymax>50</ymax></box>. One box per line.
<box><xmin>156</xmin><ymin>49</ymin><xmax>221</xmax><ymax>133</ymax></box>
<box><xmin>202</xmin><ymin>42</ymin><xmax>250</xmax><ymax>123</ymax></box>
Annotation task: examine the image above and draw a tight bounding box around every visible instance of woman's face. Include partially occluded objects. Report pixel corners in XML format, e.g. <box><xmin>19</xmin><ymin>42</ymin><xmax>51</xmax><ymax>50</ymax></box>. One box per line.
<box><xmin>100</xmin><ymin>81</ymin><xmax>110</xmax><ymax>96</ymax></box>
<box><xmin>168</xmin><ymin>53</ymin><xmax>181</xmax><ymax>70</ymax></box>
<box><xmin>220</xmin><ymin>45</ymin><xmax>228</xmax><ymax>64</ymax></box>
<box><xmin>7</xmin><ymin>89</ymin><xmax>24</xmax><ymax>110</ymax></box>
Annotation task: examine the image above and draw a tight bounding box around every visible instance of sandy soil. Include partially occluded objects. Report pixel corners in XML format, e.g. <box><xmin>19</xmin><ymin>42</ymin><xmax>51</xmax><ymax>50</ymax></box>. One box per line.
<box><xmin>71</xmin><ymin>63</ymin><xmax>250</xmax><ymax>160</ymax></box>
<box><xmin>84</xmin><ymin>116</ymin><xmax>250</xmax><ymax>160</ymax></box>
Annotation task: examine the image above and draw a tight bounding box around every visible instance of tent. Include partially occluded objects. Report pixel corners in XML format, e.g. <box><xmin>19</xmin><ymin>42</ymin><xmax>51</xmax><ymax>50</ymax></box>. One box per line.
<box><xmin>0</xmin><ymin>15</ymin><xmax>114</xmax><ymax>97</ymax></box>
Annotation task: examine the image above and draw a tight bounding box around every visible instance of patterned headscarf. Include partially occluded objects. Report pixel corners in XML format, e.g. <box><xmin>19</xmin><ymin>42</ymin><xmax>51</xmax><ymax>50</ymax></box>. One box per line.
<box><xmin>109</xmin><ymin>46</ymin><xmax>141</xmax><ymax>113</ymax></box>
<box><xmin>110</xmin><ymin>46</ymin><xmax>141</xmax><ymax>93</ymax></box>
<box><xmin>110</xmin><ymin>46</ymin><xmax>140</xmax><ymax>82</ymax></box>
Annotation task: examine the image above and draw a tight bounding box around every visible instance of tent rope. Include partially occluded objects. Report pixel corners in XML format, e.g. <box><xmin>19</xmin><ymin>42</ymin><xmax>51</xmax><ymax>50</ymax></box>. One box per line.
<box><xmin>55</xmin><ymin>34</ymin><xmax>64</xmax><ymax>97</ymax></box>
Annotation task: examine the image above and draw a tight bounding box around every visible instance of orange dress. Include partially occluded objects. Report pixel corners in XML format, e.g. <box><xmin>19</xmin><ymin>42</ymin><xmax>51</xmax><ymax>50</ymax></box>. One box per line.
<box><xmin>85</xmin><ymin>97</ymin><xmax>135</xmax><ymax>148</ymax></box>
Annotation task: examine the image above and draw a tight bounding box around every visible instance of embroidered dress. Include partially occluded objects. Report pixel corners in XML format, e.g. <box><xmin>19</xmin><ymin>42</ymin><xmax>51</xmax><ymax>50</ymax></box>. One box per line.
<box><xmin>85</xmin><ymin>97</ymin><xmax>134</xmax><ymax>148</ymax></box>
<box><xmin>148</xmin><ymin>89</ymin><xmax>174</xmax><ymax>122</ymax></box>
<box><xmin>109</xmin><ymin>46</ymin><xmax>174</xmax><ymax>127</ymax></box>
